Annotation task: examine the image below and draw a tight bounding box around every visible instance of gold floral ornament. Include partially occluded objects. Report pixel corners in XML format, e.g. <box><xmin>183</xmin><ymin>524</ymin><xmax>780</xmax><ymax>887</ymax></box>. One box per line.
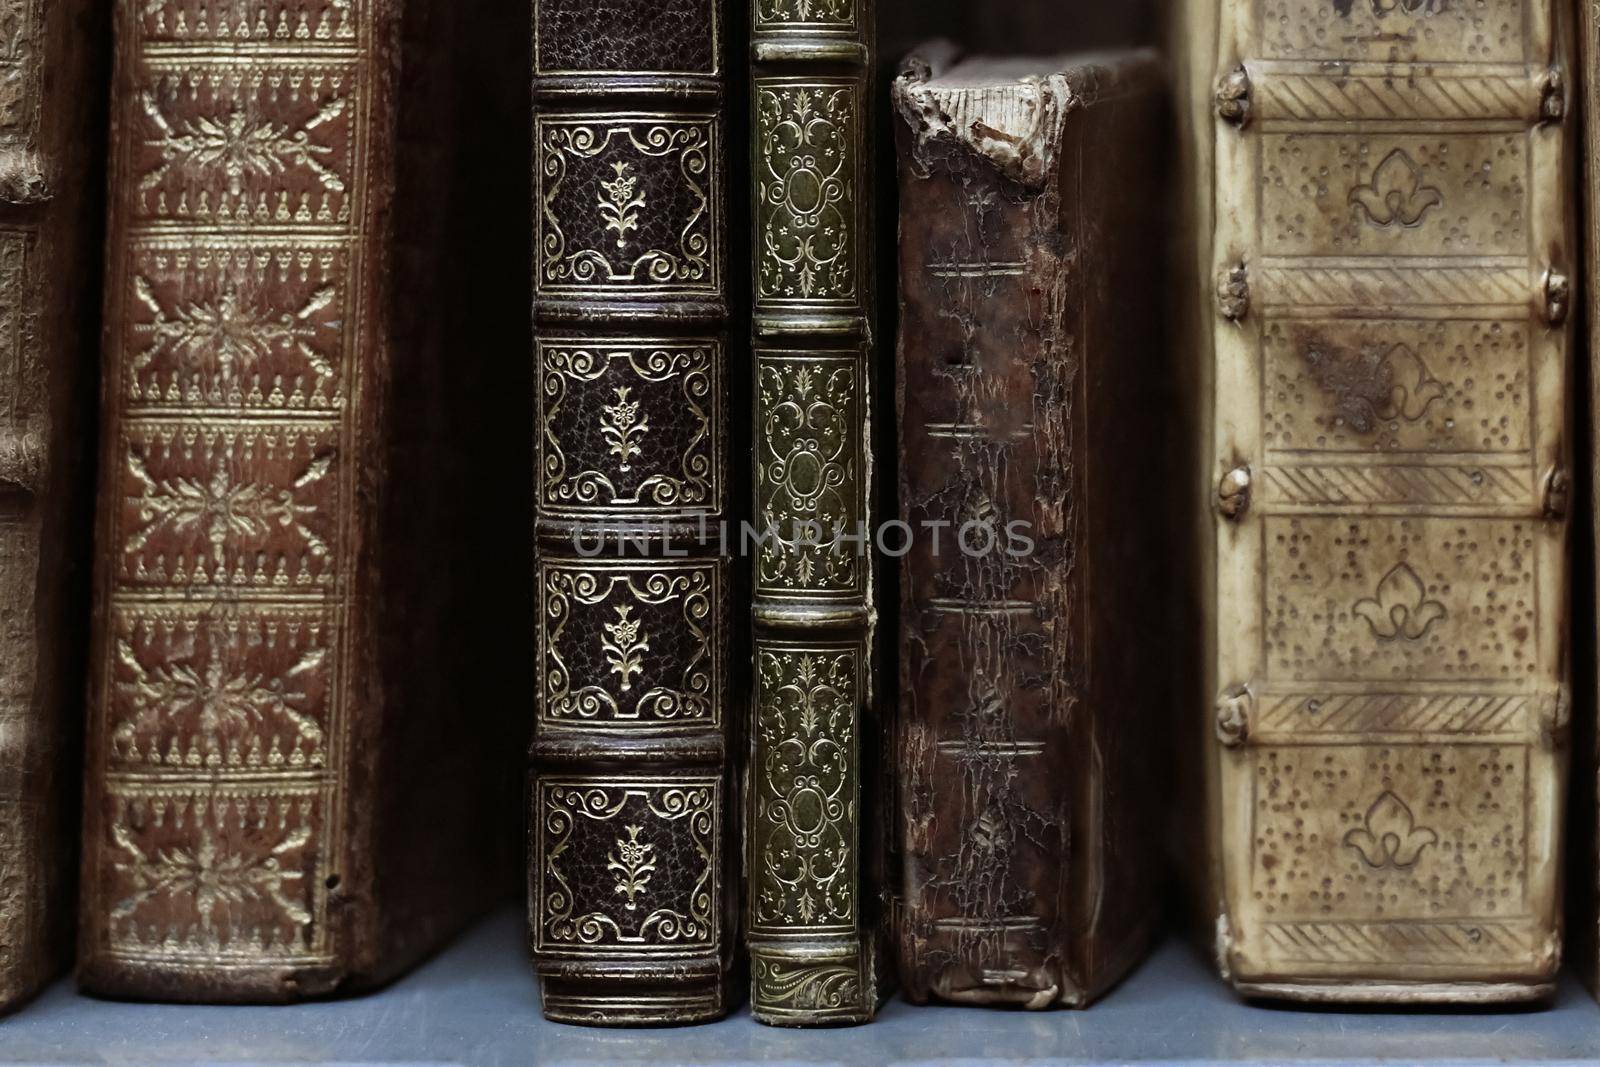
<box><xmin>1343</xmin><ymin>791</ymin><xmax>1437</xmax><ymax>870</ymax></box>
<box><xmin>111</xmin><ymin>822</ymin><xmax>312</xmax><ymax>930</ymax></box>
<box><xmin>608</xmin><ymin>825</ymin><xmax>657</xmax><ymax>911</ymax></box>
<box><xmin>1349</xmin><ymin>149</ymin><xmax>1442</xmax><ymax>228</ymax></box>
<box><xmin>138</xmin><ymin>94</ymin><xmax>348</xmax><ymax>199</ymax></box>
<box><xmin>600</xmin><ymin>385</ymin><xmax>648</xmax><ymax>473</ymax></box>
<box><xmin>131</xmin><ymin>276</ymin><xmax>337</xmax><ymax>382</ymax></box>
<box><xmin>602</xmin><ymin>603</ymin><xmax>649</xmax><ymax>692</ymax></box>
<box><xmin>597</xmin><ymin>161</ymin><xmax>644</xmax><ymax>250</ymax></box>
<box><xmin>1353</xmin><ymin>562</ymin><xmax>1446</xmax><ymax>642</ymax></box>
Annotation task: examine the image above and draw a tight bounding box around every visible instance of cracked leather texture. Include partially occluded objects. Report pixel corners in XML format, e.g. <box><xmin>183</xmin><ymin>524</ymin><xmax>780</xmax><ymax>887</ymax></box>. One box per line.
<box><xmin>894</xmin><ymin>46</ymin><xmax>1174</xmax><ymax>1009</ymax></box>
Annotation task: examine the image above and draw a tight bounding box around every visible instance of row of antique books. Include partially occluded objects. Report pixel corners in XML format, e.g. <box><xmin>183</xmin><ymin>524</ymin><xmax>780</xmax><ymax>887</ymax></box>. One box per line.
<box><xmin>2</xmin><ymin>0</ymin><xmax>1599</xmax><ymax>1035</ymax></box>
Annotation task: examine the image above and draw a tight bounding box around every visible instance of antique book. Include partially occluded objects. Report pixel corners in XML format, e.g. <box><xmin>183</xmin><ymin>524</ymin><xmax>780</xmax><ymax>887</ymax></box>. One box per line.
<box><xmin>1180</xmin><ymin>0</ymin><xmax>1575</xmax><ymax>1002</ymax></box>
<box><xmin>79</xmin><ymin>0</ymin><xmax>525</xmax><ymax>1001</ymax></box>
<box><xmin>529</xmin><ymin>0</ymin><xmax>738</xmax><ymax>1027</ymax></box>
<box><xmin>748</xmin><ymin>0</ymin><xmax>892</xmax><ymax>1027</ymax></box>
<box><xmin>0</xmin><ymin>0</ymin><xmax>107</xmax><ymax>1014</ymax></box>
<box><xmin>892</xmin><ymin>44</ymin><xmax>1172</xmax><ymax>1010</ymax></box>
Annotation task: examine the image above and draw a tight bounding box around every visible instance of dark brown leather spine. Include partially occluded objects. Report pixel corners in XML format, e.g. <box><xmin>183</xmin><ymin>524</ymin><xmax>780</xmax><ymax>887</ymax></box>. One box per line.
<box><xmin>529</xmin><ymin>0</ymin><xmax>738</xmax><ymax>1027</ymax></box>
<box><xmin>893</xmin><ymin>45</ymin><xmax>1172</xmax><ymax>1009</ymax></box>
<box><xmin>79</xmin><ymin>0</ymin><xmax>523</xmax><ymax>1001</ymax></box>
<box><xmin>0</xmin><ymin>0</ymin><xmax>108</xmax><ymax>1014</ymax></box>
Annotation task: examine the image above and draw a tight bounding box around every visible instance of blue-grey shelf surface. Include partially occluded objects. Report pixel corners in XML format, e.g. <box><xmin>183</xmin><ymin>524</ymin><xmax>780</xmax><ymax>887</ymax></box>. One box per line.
<box><xmin>8</xmin><ymin>909</ymin><xmax>1600</xmax><ymax>1066</ymax></box>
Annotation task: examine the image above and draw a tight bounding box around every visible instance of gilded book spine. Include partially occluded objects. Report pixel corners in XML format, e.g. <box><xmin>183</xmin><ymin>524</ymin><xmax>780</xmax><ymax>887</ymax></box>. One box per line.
<box><xmin>0</xmin><ymin>0</ymin><xmax>106</xmax><ymax>1012</ymax></box>
<box><xmin>748</xmin><ymin>0</ymin><xmax>886</xmax><ymax>1027</ymax></box>
<box><xmin>1201</xmin><ymin>0</ymin><xmax>1573</xmax><ymax>1001</ymax></box>
<box><xmin>82</xmin><ymin>0</ymin><xmax>519</xmax><ymax>1000</ymax></box>
<box><xmin>529</xmin><ymin>0</ymin><xmax>737</xmax><ymax>1027</ymax></box>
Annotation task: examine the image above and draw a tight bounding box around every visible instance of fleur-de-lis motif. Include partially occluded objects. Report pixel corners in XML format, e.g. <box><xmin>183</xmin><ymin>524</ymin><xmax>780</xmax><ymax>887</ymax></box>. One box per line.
<box><xmin>602</xmin><ymin>604</ymin><xmax>649</xmax><ymax>691</ymax></box>
<box><xmin>600</xmin><ymin>386</ymin><xmax>648</xmax><ymax>472</ymax></box>
<box><xmin>1349</xmin><ymin>149</ymin><xmax>1442</xmax><ymax>228</ymax></box>
<box><xmin>1301</xmin><ymin>341</ymin><xmax>1444</xmax><ymax>434</ymax></box>
<box><xmin>607</xmin><ymin>825</ymin><xmax>656</xmax><ymax>911</ymax></box>
<box><xmin>1354</xmin><ymin>562</ymin><xmax>1446</xmax><ymax>642</ymax></box>
<box><xmin>1343</xmin><ymin>790</ymin><xmax>1437</xmax><ymax>869</ymax></box>
<box><xmin>597</xmin><ymin>161</ymin><xmax>645</xmax><ymax>250</ymax></box>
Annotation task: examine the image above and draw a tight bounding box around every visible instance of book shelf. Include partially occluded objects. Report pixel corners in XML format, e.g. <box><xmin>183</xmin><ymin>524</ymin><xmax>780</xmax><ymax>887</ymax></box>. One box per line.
<box><xmin>5</xmin><ymin>907</ymin><xmax>1600</xmax><ymax>1065</ymax></box>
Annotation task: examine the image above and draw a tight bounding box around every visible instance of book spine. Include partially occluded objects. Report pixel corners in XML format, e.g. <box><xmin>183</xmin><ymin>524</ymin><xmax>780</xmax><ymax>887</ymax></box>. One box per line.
<box><xmin>1205</xmin><ymin>0</ymin><xmax>1573</xmax><ymax>1001</ymax></box>
<box><xmin>748</xmin><ymin>0</ymin><xmax>885</xmax><ymax>1027</ymax></box>
<box><xmin>529</xmin><ymin>0</ymin><xmax>737</xmax><ymax>1027</ymax></box>
<box><xmin>0</xmin><ymin>0</ymin><xmax>106</xmax><ymax>1012</ymax></box>
<box><xmin>80</xmin><ymin>0</ymin><xmax>384</xmax><ymax>1000</ymax></box>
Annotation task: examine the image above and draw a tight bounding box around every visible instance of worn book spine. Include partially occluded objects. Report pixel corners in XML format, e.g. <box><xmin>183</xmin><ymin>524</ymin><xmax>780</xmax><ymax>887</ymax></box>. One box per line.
<box><xmin>748</xmin><ymin>0</ymin><xmax>888</xmax><ymax>1027</ymax></box>
<box><xmin>892</xmin><ymin>45</ymin><xmax>1170</xmax><ymax>1010</ymax></box>
<box><xmin>1192</xmin><ymin>0</ymin><xmax>1574</xmax><ymax>1002</ymax></box>
<box><xmin>529</xmin><ymin>0</ymin><xmax>737</xmax><ymax>1027</ymax></box>
<box><xmin>79</xmin><ymin>0</ymin><xmax>523</xmax><ymax>1001</ymax></box>
<box><xmin>0</xmin><ymin>0</ymin><xmax>108</xmax><ymax>1013</ymax></box>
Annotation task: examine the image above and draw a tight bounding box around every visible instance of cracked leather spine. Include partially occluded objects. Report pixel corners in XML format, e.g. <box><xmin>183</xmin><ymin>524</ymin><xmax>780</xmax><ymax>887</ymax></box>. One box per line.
<box><xmin>747</xmin><ymin>0</ymin><xmax>891</xmax><ymax>1027</ymax></box>
<box><xmin>1184</xmin><ymin>0</ymin><xmax>1574</xmax><ymax>1002</ymax></box>
<box><xmin>79</xmin><ymin>0</ymin><xmax>523</xmax><ymax>1001</ymax></box>
<box><xmin>892</xmin><ymin>44</ymin><xmax>1170</xmax><ymax>1010</ymax></box>
<box><xmin>529</xmin><ymin>0</ymin><xmax>738</xmax><ymax>1027</ymax></box>
<box><xmin>0</xmin><ymin>0</ymin><xmax>107</xmax><ymax>1015</ymax></box>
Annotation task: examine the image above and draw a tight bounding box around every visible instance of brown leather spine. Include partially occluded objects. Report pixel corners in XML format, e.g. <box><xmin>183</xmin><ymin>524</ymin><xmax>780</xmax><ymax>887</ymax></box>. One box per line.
<box><xmin>892</xmin><ymin>45</ymin><xmax>1172</xmax><ymax>1009</ymax></box>
<box><xmin>79</xmin><ymin>0</ymin><xmax>523</xmax><ymax>1001</ymax></box>
<box><xmin>528</xmin><ymin>0</ymin><xmax>738</xmax><ymax>1027</ymax></box>
<box><xmin>0</xmin><ymin>0</ymin><xmax>108</xmax><ymax>1014</ymax></box>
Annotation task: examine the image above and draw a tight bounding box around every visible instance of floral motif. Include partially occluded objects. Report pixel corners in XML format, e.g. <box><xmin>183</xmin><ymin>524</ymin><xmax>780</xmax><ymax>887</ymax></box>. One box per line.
<box><xmin>539</xmin><ymin>784</ymin><xmax>716</xmax><ymax>949</ymax></box>
<box><xmin>1333</xmin><ymin>0</ymin><xmax>1444</xmax><ymax>14</ymax></box>
<box><xmin>600</xmin><ymin>385</ymin><xmax>648</xmax><ymax>472</ymax></box>
<box><xmin>597</xmin><ymin>162</ymin><xmax>644</xmax><ymax>250</ymax></box>
<box><xmin>541</xmin><ymin>565</ymin><xmax>716</xmax><ymax>723</ymax></box>
<box><xmin>753</xmin><ymin>647</ymin><xmax>856</xmax><ymax>929</ymax></box>
<box><xmin>539</xmin><ymin>344</ymin><xmax>716</xmax><ymax>513</ymax></box>
<box><xmin>113</xmin><ymin>631</ymin><xmax>326</xmax><ymax>752</ymax></box>
<box><xmin>602</xmin><ymin>603</ymin><xmax>649</xmax><ymax>693</ymax></box>
<box><xmin>756</xmin><ymin>0</ymin><xmax>853</xmax><ymax>24</ymax></box>
<box><xmin>1344</xmin><ymin>790</ymin><xmax>1438</xmax><ymax>869</ymax></box>
<box><xmin>608</xmin><ymin>825</ymin><xmax>656</xmax><ymax>911</ymax></box>
<box><xmin>1300</xmin><ymin>340</ymin><xmax>1444</xmax><ymax>434</ymax></box>
<box><xmin>124</xmin><ymin>448</ymin><xmax>331</xmax><ymax>564</ymax></box>
<box><xmin>1349</xmin><ymin>149</ymin><xmax>1442</xmax><ymax>228</ymax></box>
<box><xmin>138</xmin><ymin>92</ymin><xmax>347</xmax><ymax>198</ymax></box>
<box><xmin>131</xmin><ymin>276</ymin><xmax>337</xmax><ymax>382</ymax></box>
<box><xmin>1353</xmin><ymin>562</ymin><xmax>1446</xmax><ymax>642</ymax></box>
<box><xmin>757</xmin><ymin>356</ymin><xmax>861</xmax><ymax>594</ymax></box>
<box><xmin>757</xmin><ymin>84</ymin><xmax>855</xmax><ymax>303</ymax></box>
<box><xmin>111</xmin><ymin>821</ymin><xmax>312</xmax><ymax>929</ymax></box>
<box><xmin>538</xmin><ymin>121</ymin><xmax>712</xmax><ymax>290</ymax></box>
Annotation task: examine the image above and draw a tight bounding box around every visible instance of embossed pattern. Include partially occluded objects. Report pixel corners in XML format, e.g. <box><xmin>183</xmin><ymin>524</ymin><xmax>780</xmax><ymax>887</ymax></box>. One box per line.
<box><xmin>748</xmin><ymin>0</ymin><xmax>879</xmax><ymax>1027</ymax></box>
<box><xmin>86</xmin><ymin>0</ymin><xmax>364</xmax><ymax>980</ymax></box>
<box><xmin>530</xmin><ymin>0</ymin><xmax>734</xmax><ymax>1027</ymax></box>
<box><xmin>1206</xmin><ymin>0</ymin><xmax>1570</xmax><ymax>999</ymax></box>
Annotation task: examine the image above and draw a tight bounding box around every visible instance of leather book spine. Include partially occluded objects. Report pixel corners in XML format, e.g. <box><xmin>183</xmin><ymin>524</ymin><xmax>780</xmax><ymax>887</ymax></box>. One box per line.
<box><xmin>0</xmin><ymin>0</ymin><xmax>107</xmax><ymax>1013</ymax></box>
<box><xmin>748</xmin><ymin>0</ymin><xmax>888</xmax><ymax>1027</ymax></box>
<box><xmin>892</xmin><ymin>45</ymin><xmax>1169</xmax><ymax>1010</ymax></box>
<box><xmin>529</xmin><ymin>0</ymin><xmax>737</xmax><ymax>1027</ymax></box>
<box><xmin>1194</xmin><ymin>0</ymin><xmax>1574</xmax><ymax>1002</ymax></box>
<box><xmin>80</xmin><ymin>0</ymin><xmax>521</xmax><ymax>1001</ymax></box>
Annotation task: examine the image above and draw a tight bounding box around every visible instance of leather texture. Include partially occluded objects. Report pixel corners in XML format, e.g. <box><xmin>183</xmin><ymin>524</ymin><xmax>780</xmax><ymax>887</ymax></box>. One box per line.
<box><xmin>892</xmin><ymin>45</ymin><xmax>1172</xmax><ymax>1010</ymax></box>
<box><xmin>746</xmin><ymin>0</ymin><xmax>894</xmax><ymax>1029</ymax></box>
<box><xmin>1182</xmin><ymin>0</ymin><xmax>1574</xmax><ymax>1003</ymax></box>
<box><xmin>78</xmin><ymin>0</ymin><xmax>525</xmax><ymax>1002</ymax></box>
<box><xmin>530</xmin><ymin>0</ymin><xmax>739</xmax><ymax>1028</ymax></box>
<box><xmin>0</xmin><ymin>0</ymin><xmax>108</xmax><ymax>1016</ymax></box>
